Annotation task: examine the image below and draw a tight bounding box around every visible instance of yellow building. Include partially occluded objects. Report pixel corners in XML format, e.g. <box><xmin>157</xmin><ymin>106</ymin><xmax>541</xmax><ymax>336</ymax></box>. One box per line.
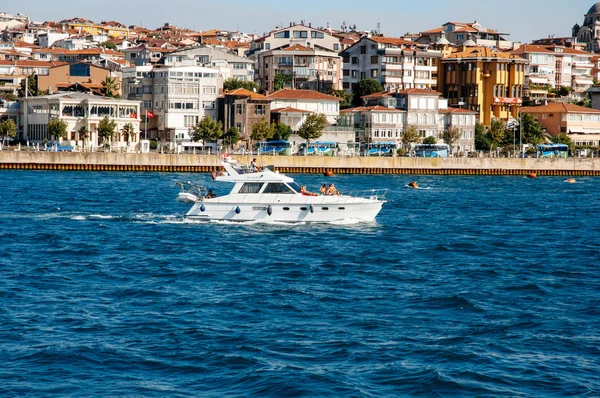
<box><xmin>64</xmin><ymin>22</ymin><xmax>129</xmax><ymax>39</ymax></box>
<box><xmin>438</xmin><ymin>46</ymin><xmax>527</xmax><ymax>125</ymax></box>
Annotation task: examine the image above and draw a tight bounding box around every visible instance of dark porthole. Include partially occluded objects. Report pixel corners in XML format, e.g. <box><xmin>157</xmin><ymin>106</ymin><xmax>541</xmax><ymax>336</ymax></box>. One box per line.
<box><xmin>300</xmin><ymin>207</ymin><xmax>308</xmax><ymax>211</ymax></box>
<box><xmin>322</xmin><ymin>207</ymin><xmax>329</xmax><ymax>211</ymax></box>
<box><xmin>283</xmin><ymin>207</ymin><xmax>290</xmax><ymax>211</ymax></box>
<box><xmin>339</xmin><ymin>207</ymin><xmax>346</xmax><ymax>210</ymax></box>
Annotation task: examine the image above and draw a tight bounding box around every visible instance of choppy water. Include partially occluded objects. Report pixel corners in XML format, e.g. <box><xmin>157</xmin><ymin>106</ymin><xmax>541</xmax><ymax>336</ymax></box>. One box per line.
<box><xmin>1</xmin><ymin>170</ymin><xmax>599</xmax><ymax>397</ymax></box>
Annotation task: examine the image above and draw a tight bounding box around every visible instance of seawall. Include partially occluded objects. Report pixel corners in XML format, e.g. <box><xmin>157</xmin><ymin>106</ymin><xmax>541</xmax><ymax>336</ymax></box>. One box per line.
<box><xmin>1</xmin><ymin>151</ymin><xmax>600</xmax><ymax>176</ymax></box>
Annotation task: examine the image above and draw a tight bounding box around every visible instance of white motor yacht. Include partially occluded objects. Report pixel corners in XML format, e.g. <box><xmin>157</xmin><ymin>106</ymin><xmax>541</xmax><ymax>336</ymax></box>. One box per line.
<box><xmin>176</xmin><ymin>157</ymin><xmax>387</xmax><ymax>223</ymax></box>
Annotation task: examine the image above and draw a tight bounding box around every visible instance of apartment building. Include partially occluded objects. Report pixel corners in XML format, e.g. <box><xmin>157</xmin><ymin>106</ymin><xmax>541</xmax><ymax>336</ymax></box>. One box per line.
<box><xmin>417</xmin><ymin>21</ymin><xmax>515</xmax><ymax>50</ymax></box>
<box><xmin>510</xmin><ymin>44</ymin><xmax>594</xmax><ymax>101</ymax></box>
<box><xmin>122</xmin><ymin>65</ymin><xmax>219</xmax><ymax>146</ymax></box>
<box><xmin>340</xmin><ymin>36</ymin><xmax>441</xmax><ymax>93</ymax></box>
<box><xmin>220</xmin><ymin>88</ymin><xmax>272</xmax><ymax>141</ymax></box>
<box><xmin>0</xmin><ymin>60</ymin><xmax>66</xmax><ymax>97</ymax></box>
<box><xmin>37</xmin><ymin>62</ymin><xmax>120</xmax><ymax>95</ymax></box>
<box><xmin>257</xmin><ymin>44</ymin><xmax>342</xmax><ymax>92</ymax></box>
<box><xmin>267</xmin><ymin>88</ymin><xmax>341</xmax><ymax>129</ymax></box>
<box><xmin>438</xmin><ymin>46</ymin><xmax>526</xmax><ymax>125</ymax></box>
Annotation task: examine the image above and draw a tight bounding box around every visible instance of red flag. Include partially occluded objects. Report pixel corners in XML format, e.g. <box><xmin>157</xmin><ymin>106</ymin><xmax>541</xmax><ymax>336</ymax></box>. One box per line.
<box><xmin>130</xmin><ymin>112</ymin><xmax>137</xmax><ymax>118</ymax></box>
<box><xmin>146</xmin><ymin>110</ymin><xmax>155</xmax><ymax>118</ymax></box>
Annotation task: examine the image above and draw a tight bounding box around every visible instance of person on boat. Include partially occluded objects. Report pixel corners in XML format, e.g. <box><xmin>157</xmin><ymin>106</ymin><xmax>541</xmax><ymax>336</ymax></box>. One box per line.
<box><xmin>319</xmin><ymin>184</ymin><xmax>327</xmax><ymax>195</ymax></box>
<box><xmin>300</xmin><ymin>185</ymin><xmax>318</xmax><ymax>197</ymax></box>
<box><xmin>206</xmin><ymin>189</ymin><xmax>216</xmax><ymax>199</ymax></box>
<box><xmin>326</xmin><ymin>184</ymin><xmax>340</xmax><ymax>196</ymax></box>
<box><xmin>250</xmin><ymin>158</ymin><xmax>262</xmax><ymax>172</ymax></box>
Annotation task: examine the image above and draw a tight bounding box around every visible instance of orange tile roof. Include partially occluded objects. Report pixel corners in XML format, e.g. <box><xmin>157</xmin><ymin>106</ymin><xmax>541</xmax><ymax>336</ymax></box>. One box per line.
<box><xmin>397</xmin><ymin>88</ymin><xmax>441</xmax><ymax>96</ymax></box>
<box><xmin>361</xmin><ymin>91</ymin><xmax>393</xmax><ymax>99</ymax></box>
<box><xmin>271</xmin><ymin>107</ymin><xmax>313</xmax><ymax>113</ymax></box>
<box><xmin>340</xmin><ymin>106</ymin><xmax>405</xmax><ymax>113</ymax></box>
<box><xmin>521</xmin><ymin>103</ymin><xmax>600</xmax><ymax>114</ymax></box>
<box><xmin>268</xmin><ymin>88</ymin><xmax>341</xmax><ymax>101</ymax></box>
<box><xmin>284</xmin><ymin>44</ymin><xmax>312</xmax><ymax>51</ymax></box>
<box><xmin>510</xmin><ymin>44</ymin><xmax>593</xmax><ymax>57</ymax></box>
<box><xmin>438</xmin><ymin>107</ymin><xmax>478</xmax><ymax>114</ymax></box>
<box><xmin>0</xmin><ymin>60</ymin><xmax>67</xmax><ymax>67</ymax></box>
<box><xmin>225</xmin><ymin>88</ymin><xmax>270</xmax><ymax>100</ymax></box>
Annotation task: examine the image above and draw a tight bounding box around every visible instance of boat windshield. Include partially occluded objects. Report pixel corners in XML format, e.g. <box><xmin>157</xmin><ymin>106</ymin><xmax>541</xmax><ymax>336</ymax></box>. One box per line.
<box><xmin>287</xmin><ymin>182</ymin><xmax>301</xmax><ymax>193</ymax></box>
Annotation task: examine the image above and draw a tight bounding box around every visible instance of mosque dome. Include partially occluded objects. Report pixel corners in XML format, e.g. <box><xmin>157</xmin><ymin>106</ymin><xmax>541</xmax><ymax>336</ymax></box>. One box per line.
<box><xmin>588</xmin><ymin>2</ymin><xmax>600</xmax><ymax>15</ymax></box>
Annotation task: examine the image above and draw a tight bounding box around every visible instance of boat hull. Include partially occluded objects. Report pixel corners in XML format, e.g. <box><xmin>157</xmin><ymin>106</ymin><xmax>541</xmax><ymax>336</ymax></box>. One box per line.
<box><xmin>185</xmin><ymin>199</ymin><xmax>384</xmax><ymax>223</ymax></box>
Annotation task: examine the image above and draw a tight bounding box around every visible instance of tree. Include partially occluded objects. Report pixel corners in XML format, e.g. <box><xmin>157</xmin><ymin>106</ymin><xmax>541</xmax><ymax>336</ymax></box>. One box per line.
<box><xmin>99</xmin><ymin>41</ymin><xmax>118</xmax><ymax>51</ymax></box>
<box><xmin>78</xmin><ymin>125</ymin><xmax>89</xmax><ymax>147</ymax></box>
<box><xmin>401</xmin><ymin>126</ymin><xmax>422</xmax><ymax>151</ymax></box>
<box><xmin>423</xmin><ymin>136</ymin><xmax>437</xmax><ymax>145</ymax></box>
<box><xmin>298</xmin><ymin>113</ymin><xmax>328</xmax><ymax>154</ymax></box>
<box><xmin>0</xmin><ymin>118</ymin><xmax>17</xmax><ymax>145</ymax></box>
<box><xmin>489</xmin><ymin>118</ymin><xmax>507</xmax><ymax>154</ymax></box>
<box><xmin>250</xmin><ymin>117</ymin><xmax>276</xmax><ymax>143</ymax></box>
<box><xmin>551</xmin><ymin>132</ymin><xmax>573</xmax><ymax>148</ymax></box>
<box><xmin>273</xmin><ymin>73</ymin><xmax>292</xmax><ymax>91</ymax></box>
<box><xmin>47</xmin><ymin>118</ymin><xmax>68</xmax><ymax>140</ymax></box>
<box><xmin>441</xmin><ymin>126</ymin><xmax>462</xmax><ymax>149</ymax></box>
<box><xmin>189</xmin><ymin>116</ymin><xmax>223</xmax><ymax>152</ymax></box>
<box><xmin>98</xmin><ymin>116</ymin><xmax>117</xmax><ymax>143</ymax></box>
<box><xmin>272</xmin><ymin>123</ymin><xmax>292</xmax><ymax>141</ymax></box>
<box><xmin>352</xmin><ymin>79</ymin><xmax>383</xmax><ymax>106</ymax></box>
<box><xmin>520</xmin><ymin>112</ymin><xmax>544</xmax><ymax>146</ymax></box>
<box><xmin>221</xmin><ymin>127</ymin><xmax>241</xmax><ymax>150</ymax></box>
<box><xmin>18</xmin><ymin>75</ymin><xmax>38</xmax><ymax>98</ymax></box>
<box><xmin>474</xmin><ymin>122</ymin><xmax>490</xmax><ymax>151</ymax></box>
<box><xmin>101</xmin><ymin>76</ymin><xmax>119</xmax><ymax>98</ymax></box>
<box><xmin>121</xmin><ymin>123</ymin><xmax>134</xmax><ymax>143</ymax></box>
<box><xmin>223</xmin><ymin>78</ymin><xmax>259</xmax><ymax>92</ymax></box>
<box><xmin>328</xmin><ymin>89</ymin><xmax>353</xmax><ymax>109</ymax></box>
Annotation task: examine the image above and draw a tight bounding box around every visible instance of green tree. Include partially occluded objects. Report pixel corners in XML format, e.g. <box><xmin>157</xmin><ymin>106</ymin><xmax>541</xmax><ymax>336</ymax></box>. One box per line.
<box><xmin>101</xmin><ymin>76</ymin><xmax>119</xmax><ymax>98</ymax></box>
<box><xmin>18</xmin><ymin>75</ymin><xmax>38</xmax><ymax>98</ymax></box>
<box><xmin>352</xmin><ymin>79</ymin><xmax>383</xmax><ymax>106</ymax></box>
<box><xmin>401</xmin><ymin>126</ymin><xmax>422</xmax><ymax>151</ymax></box>
<box><xmin>273</xmin><ymin>73</ymin><xmax>292</xmax><ymax>91</ymax></box>
<box><xmin>520</xmin><ymin>112</ymin><xmax>544</xmax><ymax>146</ymax></box>
<box><xmin>551</xmin><ymin>132</ymin><xmax>573</xmax><ymax>148</ymax></box>
<box><xmin>298</xmin><ymin>113</ymin><xmax>328</xmax><ymax>154</ymax></box>
<box><xmin>0</xmin><ymin>118</ymin><xmax>17</xmax><ymax>145</ymax></box>
<box><xmin>328</xmin><ymin>88</ymin><xmax>353</xmax><ymax>109</ymax></box>
<box><xmin>189</xmin><ymin>116</ymin><xmax>223</xmax><ymax>152</ymax></box>
<box><xmin>223</xmin><ymin>78</ymin><xmax>259</xmax><ymax>92</ymax></box>
<box><xmin>99</xmin><ymin>41</ymin><xmax>118</xmax><ymax>51</ymax></box>
<box><xmin>98</xmin><ymin>116</ymin><xmax>117</xmax><ymax>143</ymax></box>
<box><xmin>489</xmin><ymin>118</ymin><xmax>507</xmax><ymax>154</ymax></box>
<box><xmin>47</xmin><ymin>118</ymin><xmax>68</xmax><ymax>140</ymax></box>
<box><xmin>121</xmin><ymin>123</ymin><xmax>134</xmax><ymax>143</ymax></box>
<box><xmin>221</xmin><ymin>126</ymin><xmax>241</xmax><ymax>150</ymax></box>
<box><xmin>0</xmin><ymin>92</ymin><xmax>17</xmax><ymax>101</ymax></box>
<box><xmin>423</xmin><ymin>136</ymin><xmax>437</xmax><ymax>145</ymax></box>
<box><xmin>251</xmin><ymin>117</ymin><xmax>276</xmax><ymax>143</ymax></box>
<box><xmin>78</xmin><ymin>125</ymin><xmax>89</xmax><ymax>146</ymax></box>
<box><xmin>474</xmin><ymin>121</ymin><xmax>490</xmax><ymax>151</ymax></box>
<box><xmin>441</xmin><ymin>126</ymin><xmax>462</xmax><ymax>149</ymax></box>
<box><xmin>272</xmin><ymin>123</ymin><xmax>292</xmax><ymax>141</ymax></box>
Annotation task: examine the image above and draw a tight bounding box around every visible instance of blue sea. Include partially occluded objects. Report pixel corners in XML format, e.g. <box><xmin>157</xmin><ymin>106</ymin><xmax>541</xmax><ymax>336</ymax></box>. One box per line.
<box><xmin>1</xmin><ymin>170</ymin><xmax>599</xmax><ymax>397</ymax></box>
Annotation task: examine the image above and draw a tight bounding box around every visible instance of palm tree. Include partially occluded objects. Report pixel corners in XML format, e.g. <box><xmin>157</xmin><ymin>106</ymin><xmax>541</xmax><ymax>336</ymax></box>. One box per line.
<box><xmin>101</xmin><ymin>77</ymin><xmax>119</xmax><ymax>98</ymax></box>
<box><xmin>78</xmin><ymin>124</ymin><xmax>89</xmax><ymax>149</ymax></box>
<box><xmin>121</xmin><ymin>123</ymin><xmax>134</xmax><ymax>145</ymax></box>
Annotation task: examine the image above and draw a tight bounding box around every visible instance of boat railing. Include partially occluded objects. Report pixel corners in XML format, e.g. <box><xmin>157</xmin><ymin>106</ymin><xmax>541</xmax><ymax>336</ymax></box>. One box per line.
<box><xmin>341</xmin><ymin>189</ymin><xmax>388</xmax><ymax>201</ymax></box>
<box><xmin>175</xmin><ymin>181</ymin><xmax>207</xmax><ymax>200</ymax></box>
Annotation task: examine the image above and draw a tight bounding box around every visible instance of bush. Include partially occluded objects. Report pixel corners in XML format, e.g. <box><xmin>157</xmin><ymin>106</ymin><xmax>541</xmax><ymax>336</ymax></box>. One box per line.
<box><xmin>150</xmin><ymin>140</ymin><xmax>157</xmax><ymax>150</ymax></box>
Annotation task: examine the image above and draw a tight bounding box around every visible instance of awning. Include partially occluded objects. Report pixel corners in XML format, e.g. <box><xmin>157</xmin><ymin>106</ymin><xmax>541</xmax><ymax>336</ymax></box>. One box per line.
<box><xmin>528</xmin><ymin>77</ymin><xmax>549</xmax><ymax>84</ymax></box>
<box><xmin>574</xmin><ymin>79</ymin><xmax>593</xmax><ymax>85</ymax></box>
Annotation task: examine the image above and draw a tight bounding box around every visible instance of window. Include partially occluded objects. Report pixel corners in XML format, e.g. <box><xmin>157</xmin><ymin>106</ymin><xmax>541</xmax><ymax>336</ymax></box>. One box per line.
<box><xmin>293</xmin><ymin>30</ymin><xmax>308</xmax><ymax>38</ymax></box>
<box><xmin>351</xmin><ymin>57</ymin><xmax>358</xmax><ymax>65</ymax></box>
<box><xmin>311</xmin><ymin>31</ymin><xmax>324</xmax><ymax>39</ymax></box>
<box><xmin>361</xmin><ymin>45</ymin><xmax>367</xmax><ymax>55</ymax></box>
<box><xmin>333</xmin><ymin>43</ymin><xmax>339</xmax><ymax>51</ymax></box>
<box><xmin>274</xmin><ymin>31</ymin><xmax>290</xmax><ymax>39</ymax></box>
<box><xmin>236</xmin><ymin>103</ymin><xmax>243</xmax><ymax>115</ymax></box>
<box><xmin>255</xmin><ymin>104</ymin><xmax>266</xmax><ymax>115</ymax></box>
<box><xmin>263</xmin><ymin>183</ymin><xmax>294</xmax><ymax>194</ymax></box>
<box><xmin>203</xmin><ymin>86</ymin><xmax>216</xmax><ymax>94</ymax></box>
<box><xmin>371</xmin><ymin>69</ymin><xmax>378</xmax><ymax>78</ymax></box>
<box><xmin>143</xmin><ymin>85</ymin><xmax>152</xmax><ymax>94</ymax></box>
<box><xmin>69</xmin><ymin>63</ymin><xmax>90</xmax><ymax>77</ymax></box>
<box><xmin>142</xmin><ymin>100</ymin><xmax>152</xmax><ymax>109</ymax></box>
<box><xmin>371</xmin><ymin>55</ymin><xmax>378</xmax><ymax>64</ymax></box>
<box><xmin>360</xmin><ymin>72</ymin><xmax>366</xmax><ymax>79</ymax></box>
<box><xmin>239</xmin><ymin>183</ymin><xmax>263</xmax><ymax>193</ymax></box>
<box><xmin>351</xmin><ymin>70</ymin><xmax>358</xmax><ymax>78</ymax></box>
<box><xmin>184</xmin><ymin>115</ymin><xmax>198</xmax><ymax>127</ymax></box>
<box><xmin>203</xmin><ymin>101</ymin><xmax>215</xmax><ymax>110</ymax></box>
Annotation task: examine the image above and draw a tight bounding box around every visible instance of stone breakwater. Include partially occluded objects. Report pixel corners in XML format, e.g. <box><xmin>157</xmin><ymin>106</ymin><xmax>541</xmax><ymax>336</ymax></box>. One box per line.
<box><xmin>1</xmin><ymin>151</ymin><xmax>600</xmax><ymax>176</ymax></box>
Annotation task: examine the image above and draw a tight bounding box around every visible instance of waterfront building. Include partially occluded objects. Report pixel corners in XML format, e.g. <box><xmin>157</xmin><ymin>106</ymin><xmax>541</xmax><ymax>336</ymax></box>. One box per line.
<box><xmin>219</xmin><ymin>88</ymin><xmax>272</xmax><ymax>144</ymax></box>
<box><xmin>417</xmin><ymin>21</ymin><xmax>516</xmax><ymax>50</ymax></box>
<box><xmin>21</xmin><ymin>92</ymin><xmax>140</xmax><ymax>150</ymax></box>
<box><xmin>267</xmin><ymin>89</ymin><xmax>341</xmax><ymax>129</ymax></box>
<box><xmin>0</xmin><ymin>60</ymin><xmax>67</xmax><ymax>97</ymax></box>
<box><xmin>438</xmin><ymin>45</ymin><xmax>526</xmax><ymax>126</ymax></box>
<box><xmin>510</xmin><ymin>44</ymin><xmax>594</xmax><ymax>102</ymax></box>
<box><xmin>0</xmin><ymin>100</ymin><xmax>20</xmax><ymax>134</ymax></box>
<box><xmin>340</xmin><ymin>35</ymin><xmax>441</xmax><ymax>93</ymax></box>
<box><xmin>522</xmin><ymin>102</ymin><xmax>600</xmax><ymax>146</ymax></box>
<box><xmin>248</xmin><ymin>23</ymin><xmax>342</xmax><ymax>58</ymax></box>
<box><xmin>122</xmin><ymin>65</ymin><xmax>219</xmax><ymax>147</ymax></box>
<box><xmin>256</xmin><ymin>44</ymin><xmax>342</xmax><ymax>92</ymax></box>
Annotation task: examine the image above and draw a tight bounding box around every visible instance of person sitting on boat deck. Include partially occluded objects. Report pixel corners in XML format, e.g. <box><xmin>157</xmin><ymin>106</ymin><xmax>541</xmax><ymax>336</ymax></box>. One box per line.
<box><xmin>326</xmin><ymin>184</ymin><xmax>340</xmax><ymax>196</ymax></box>
<box><xmin>206</xmin><ymin>189</ymin><xmax>216</xmax><ymax>199</ymax></box>
<box><xmin>300</xmin><ymin>185</ymin><xmax>318</xmax><ymax>196</ymax></box>
<box><xmin>319</xmin><ymin>184</ymin><xmax>327</xmax><ymax>195</ymax></box>
<box><xmin>250</xmin><ymin>158</ymin><xmax>262</xmax><ymax>172</ymax></box>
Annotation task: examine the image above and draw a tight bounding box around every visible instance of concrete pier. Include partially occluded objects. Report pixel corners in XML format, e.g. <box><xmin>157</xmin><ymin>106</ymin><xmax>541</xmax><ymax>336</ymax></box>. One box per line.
<box><xmin>1</xmin><ymin>151</ymin><xmax>600</xmax><ymax>176</ymax></box>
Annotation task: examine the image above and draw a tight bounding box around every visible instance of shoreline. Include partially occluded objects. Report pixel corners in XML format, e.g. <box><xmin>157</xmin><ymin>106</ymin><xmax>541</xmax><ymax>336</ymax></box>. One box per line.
<box><xmin>1</xmin><ymin>152</ymin><xmax>599</xmax><ymax>176</ymax></box>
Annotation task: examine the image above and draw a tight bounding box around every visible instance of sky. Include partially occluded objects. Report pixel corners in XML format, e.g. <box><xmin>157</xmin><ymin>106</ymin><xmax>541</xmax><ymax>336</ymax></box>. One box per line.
<box><xmin>2</xmin><ymin>0</ymin><xmax>595</xmax><ymax>43</ymax></box>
